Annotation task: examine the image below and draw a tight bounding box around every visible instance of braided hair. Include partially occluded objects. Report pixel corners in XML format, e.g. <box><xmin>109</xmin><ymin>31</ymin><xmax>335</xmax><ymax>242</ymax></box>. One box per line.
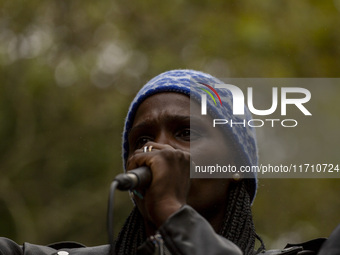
<box><xmin>219</xmin><ymin>180</ymin><xmax>264</xmax><ymax>254</ymax></box>
<box><xmin>114</xmin><ymin>180</ymin><xmax>264</xmax><ymax>255</ymax></box>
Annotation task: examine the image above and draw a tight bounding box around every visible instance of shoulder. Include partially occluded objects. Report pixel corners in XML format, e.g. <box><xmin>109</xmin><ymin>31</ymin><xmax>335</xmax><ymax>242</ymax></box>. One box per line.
<box><xmin>260</xmin><ymin>238</ymin><xmax>326</xmax><ymax>255</ymax></box>
<box><xmin>262</xmin><ymin>224</ymin><xmax>340</xmax><ymax>255</ymax></box>
<box><xmin>0</xmin><ymin>238</ymin><xmax>110</xmax><ymax>255</ymax></box>
<box><xmin>0</xmin><ymin>237</ymin><xmax>23</xmax><ymax>255</ymax></box>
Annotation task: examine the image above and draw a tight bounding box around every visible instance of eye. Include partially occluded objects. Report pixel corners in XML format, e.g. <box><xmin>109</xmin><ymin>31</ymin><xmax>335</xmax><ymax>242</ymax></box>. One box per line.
<box><xmin>176</xmin><ymin>128</ymin><xmax>200</xmax><ymax>141</ymax></box>
<box><xmin>135</xmin><ymin>136</ymin><xmax>153</xmax><ymax>149</ymax></box>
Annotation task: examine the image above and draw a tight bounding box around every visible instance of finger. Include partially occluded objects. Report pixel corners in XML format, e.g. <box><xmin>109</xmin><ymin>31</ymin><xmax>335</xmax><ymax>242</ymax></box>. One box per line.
<box><xmin>126</xmin><ymin>148</ymin><xmax>156</xmax><ymax>171</ymax></box>
<box><xmin>133</xmin><ymin>142</ymin><xmax>174</xmax><ymax>155</ymax></box>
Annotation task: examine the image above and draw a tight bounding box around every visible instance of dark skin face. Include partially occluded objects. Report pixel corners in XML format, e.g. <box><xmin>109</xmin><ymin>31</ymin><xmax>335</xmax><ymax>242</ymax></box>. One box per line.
<box><xmin>126</xmin><ymin>92</ymin><xmax>237</xmax><ymax>235</ymax></box>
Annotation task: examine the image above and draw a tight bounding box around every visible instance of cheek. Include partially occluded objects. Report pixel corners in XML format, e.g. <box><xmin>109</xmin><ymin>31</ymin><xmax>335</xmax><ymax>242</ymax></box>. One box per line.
<box><xmin>191</xmin><ymin>139</ymin><xmax>235</xmax><ymax>167</ymax></box>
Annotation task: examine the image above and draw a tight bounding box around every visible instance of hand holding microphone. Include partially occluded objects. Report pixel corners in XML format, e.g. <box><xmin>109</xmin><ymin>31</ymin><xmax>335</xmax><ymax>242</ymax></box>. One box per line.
<box><xmin>109</xmin><ymin>142</ymin><xmax>190</xmax><ymax>253</ymax></box>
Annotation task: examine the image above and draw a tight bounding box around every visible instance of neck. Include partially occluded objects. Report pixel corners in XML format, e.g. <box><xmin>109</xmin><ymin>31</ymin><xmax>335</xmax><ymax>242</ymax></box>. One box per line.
<box><xmin>197</xmin><ymin>204</ymin><xmax>227</xmax><ymax>233</ymax></box>
<box><xmin>144</xmin><ymin>219</ymin><xmax>158</xmax><ymax>236</ymax></box>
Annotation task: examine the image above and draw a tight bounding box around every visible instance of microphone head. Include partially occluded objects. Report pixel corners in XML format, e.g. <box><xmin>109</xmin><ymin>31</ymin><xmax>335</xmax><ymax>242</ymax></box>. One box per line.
<box><xmin>114</xmin><ymin>166</ymin><xmax>151</xmax><ymax>191</ymax></box>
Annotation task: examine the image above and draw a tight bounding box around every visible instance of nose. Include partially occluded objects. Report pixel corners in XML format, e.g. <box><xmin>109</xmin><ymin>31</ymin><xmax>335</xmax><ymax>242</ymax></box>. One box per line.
<box><xmin>155</xmin><ymin>130</ymin><xmax>175</xmax><ymax>147</ymax></box>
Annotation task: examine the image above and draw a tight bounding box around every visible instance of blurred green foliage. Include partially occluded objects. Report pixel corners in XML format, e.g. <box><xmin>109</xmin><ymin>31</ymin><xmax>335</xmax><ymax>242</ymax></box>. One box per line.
<box><xmin>0</xmin><ymin>0</ymin><xmax>339</xmax><ymax>250</ymax></box>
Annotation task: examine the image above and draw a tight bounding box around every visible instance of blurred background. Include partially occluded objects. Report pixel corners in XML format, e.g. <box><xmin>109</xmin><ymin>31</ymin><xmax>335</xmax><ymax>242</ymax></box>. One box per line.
<box><xmin>0</xmin><ymin>0</ymin><xmax>339</xmax><ymax>250</ymax></box>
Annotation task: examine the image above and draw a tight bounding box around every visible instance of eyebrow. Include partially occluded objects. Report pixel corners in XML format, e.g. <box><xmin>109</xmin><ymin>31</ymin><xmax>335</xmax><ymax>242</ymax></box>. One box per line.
<box><xmin>129</xmin><ymin>115</ymin><xmax>202</xmax><ymax>134</ymax></box>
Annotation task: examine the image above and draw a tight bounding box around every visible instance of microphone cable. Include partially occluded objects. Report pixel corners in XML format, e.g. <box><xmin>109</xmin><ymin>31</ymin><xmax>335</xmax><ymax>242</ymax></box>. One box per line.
<box><xmin>107</xmin><ymin>180</ymin><xmax>119</xmax><ymax>255</ymax></box>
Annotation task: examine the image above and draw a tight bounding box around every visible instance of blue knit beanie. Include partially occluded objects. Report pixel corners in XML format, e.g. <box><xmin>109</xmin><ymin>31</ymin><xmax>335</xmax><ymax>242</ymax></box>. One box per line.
<box><xmin>122</xmin><ymin>69</ymin><xmax>258</xmax><ymax>203</ymax></box>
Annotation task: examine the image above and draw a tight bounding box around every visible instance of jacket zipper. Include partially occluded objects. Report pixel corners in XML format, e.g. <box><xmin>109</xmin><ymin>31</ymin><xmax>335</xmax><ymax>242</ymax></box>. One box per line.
<box><xmin>150</xmin><ymin>232</ymin><xmax>164</xmax><ymax>255</ymax></box>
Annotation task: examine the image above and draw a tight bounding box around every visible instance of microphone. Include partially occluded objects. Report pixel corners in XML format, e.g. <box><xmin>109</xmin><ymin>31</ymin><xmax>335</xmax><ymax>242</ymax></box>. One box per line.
<box><xmin>114</xmin><ymin>166</ymin><xmax>152</xmax><ymax>191</ymax></box>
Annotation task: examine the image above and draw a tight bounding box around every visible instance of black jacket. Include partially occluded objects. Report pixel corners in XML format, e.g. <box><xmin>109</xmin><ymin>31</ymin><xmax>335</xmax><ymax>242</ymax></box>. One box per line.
<box><xmin>0</xmin><ymin>206</ymin><xmax>241</xmax><ymax>255</ymax></box>
<box><xmin>0</xmin><ymin>206</ymin><xmax>338</xmax><ymax>255</ymax></box>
